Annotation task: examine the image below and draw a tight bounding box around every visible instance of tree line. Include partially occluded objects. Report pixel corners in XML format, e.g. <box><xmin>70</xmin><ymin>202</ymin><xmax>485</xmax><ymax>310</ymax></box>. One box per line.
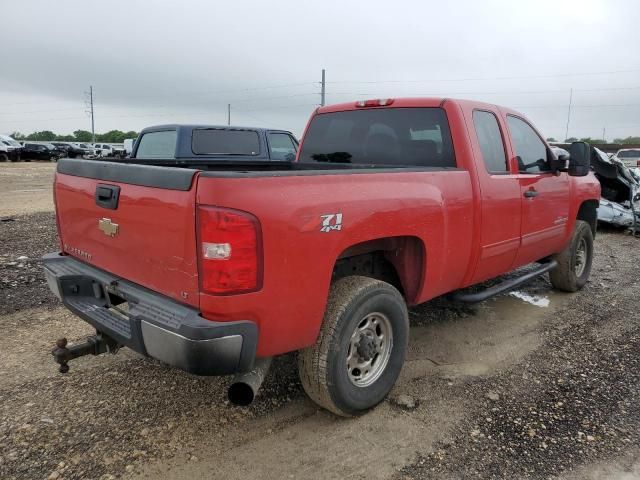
<box><xmin>9</xmin><ymin>129</ymin><xmax>138</xmax><ymax>144</ymax></box>
<box><xmin>546</xmin><ymin>136</ymin><xmax>640</xmax><ymax>145</ymax></box>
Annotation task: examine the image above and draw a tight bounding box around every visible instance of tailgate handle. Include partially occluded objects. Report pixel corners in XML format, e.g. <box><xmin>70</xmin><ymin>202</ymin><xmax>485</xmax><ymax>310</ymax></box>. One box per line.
<box><xmin>95</xmin><ymin>184</ymin><xmax>120</xmax><ymax>210</ymax></box>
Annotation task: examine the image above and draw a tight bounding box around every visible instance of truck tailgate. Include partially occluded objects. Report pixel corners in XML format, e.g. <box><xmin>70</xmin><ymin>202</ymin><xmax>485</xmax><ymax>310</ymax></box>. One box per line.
<box><xmin>54</xmin><ymin>159</ymin><xmax>200</xmax><ymax>307</ymax></box>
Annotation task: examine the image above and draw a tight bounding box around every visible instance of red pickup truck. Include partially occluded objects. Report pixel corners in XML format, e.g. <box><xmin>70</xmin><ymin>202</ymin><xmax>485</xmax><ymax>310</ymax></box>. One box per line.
<box><xmin>44</xmin><ymin>98</ymin><xmax>600</xmax><ymax>416</ymax></box>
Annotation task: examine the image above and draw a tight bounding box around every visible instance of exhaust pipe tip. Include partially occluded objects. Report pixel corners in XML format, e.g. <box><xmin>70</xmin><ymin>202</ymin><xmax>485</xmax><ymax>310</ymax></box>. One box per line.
<box><xmin>228</xmin><ymin>382</ymin><xmax>256</xmax><ymax>406</ymax></box>
<box><xmin>227</xmin><ymin>357</ymin><xmax>272</xmax><ymax>406</ymax></box>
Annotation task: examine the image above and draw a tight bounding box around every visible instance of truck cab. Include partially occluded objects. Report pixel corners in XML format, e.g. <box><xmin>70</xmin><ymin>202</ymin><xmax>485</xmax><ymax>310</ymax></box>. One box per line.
<box><xmin>129</xmin><ymin>124</ymin><xmax>299</xmax><ymax>163</ymax></box>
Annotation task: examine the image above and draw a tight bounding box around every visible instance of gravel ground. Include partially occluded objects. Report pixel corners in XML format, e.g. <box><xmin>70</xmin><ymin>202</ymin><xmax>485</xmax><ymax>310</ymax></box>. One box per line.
<box><xmin>0</xmin><ymin>212</ymin><xmax>59</xmax><ymax>314</ymax></box>
<box><xmin>400</xmin><ymin>232</ymin><xmax>640</xmax><ymax>480</ymax></box>
<box><xmin>1</xmin><ymin>168</ymin><xmax>639</xmax><ymax>480</ymax></box>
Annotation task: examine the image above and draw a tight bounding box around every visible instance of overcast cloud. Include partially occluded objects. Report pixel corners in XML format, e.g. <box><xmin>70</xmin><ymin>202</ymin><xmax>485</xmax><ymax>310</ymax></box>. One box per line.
<box><xmin>1</xmin><ymin>0</ymin><xmax>639</xmax><ymax>139</ymax></box>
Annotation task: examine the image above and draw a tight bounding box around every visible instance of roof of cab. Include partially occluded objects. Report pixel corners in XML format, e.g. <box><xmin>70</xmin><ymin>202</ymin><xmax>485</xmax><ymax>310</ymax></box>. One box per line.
<box><xmin>139</xmin><ymin>124</ymin><xmax>294</xmax><ymax>134</ymax></box>
<box><xmin>315</xmin><ymin>97</ymin><xmax>525</xmax><ymax>117</ymax></box>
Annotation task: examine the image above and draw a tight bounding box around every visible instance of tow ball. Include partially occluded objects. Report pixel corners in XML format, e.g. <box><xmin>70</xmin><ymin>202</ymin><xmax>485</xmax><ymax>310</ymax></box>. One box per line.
<box><xmin>52</xmin><ymin>334</ymin><xmax>120</xmax><ymax>373</ymax></box>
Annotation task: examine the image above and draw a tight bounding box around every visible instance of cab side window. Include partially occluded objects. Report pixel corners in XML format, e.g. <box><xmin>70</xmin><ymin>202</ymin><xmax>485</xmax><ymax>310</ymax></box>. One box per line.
<box><xmin>507</xmin><ymin>115</ymin><xmax>550</xmax><ymax>173</ymax></box>
<box><xmin>473</xmin><ymin>110</ymin><xmax>508</xmax><ymax>173</ymax></box>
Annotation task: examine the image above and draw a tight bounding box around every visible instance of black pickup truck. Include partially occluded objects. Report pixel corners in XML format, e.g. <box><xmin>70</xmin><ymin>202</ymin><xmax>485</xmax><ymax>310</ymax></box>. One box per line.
<box><xmin>127</xmin><ymin>124</ymin><xmax>299</xmax><ymax>164</ymax></box>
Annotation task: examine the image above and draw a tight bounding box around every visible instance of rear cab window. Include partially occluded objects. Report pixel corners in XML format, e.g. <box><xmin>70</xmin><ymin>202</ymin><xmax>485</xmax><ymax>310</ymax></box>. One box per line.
<box><xmin>135</xmin><ymin>130</ymin><xmax>178</xmax><ymax>159</ymax></box>
<box><xmin>473</xmin><ymin>110</ymin><xmax>509</xmax><ymax>173</ymax></box>
<box><xmin>192</xmin><ymin>129</ymin><xmax>260</xmax><ymax>156</ymax></box>
<box><xmin>298</xmin><ymin>107</ymin><xmax>456</xmax><ymax>168</ymax></box>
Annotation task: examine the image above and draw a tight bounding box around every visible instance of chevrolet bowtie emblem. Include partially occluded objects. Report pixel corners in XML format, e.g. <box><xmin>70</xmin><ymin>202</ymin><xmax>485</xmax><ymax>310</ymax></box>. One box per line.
<box><xmin>98</xmin><ymin>218</ymin><xmax>119</xmax><ymax>237</ymax></box>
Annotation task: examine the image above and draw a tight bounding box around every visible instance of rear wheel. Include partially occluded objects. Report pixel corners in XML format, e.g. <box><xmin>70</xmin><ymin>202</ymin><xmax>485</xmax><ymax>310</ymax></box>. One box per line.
<box><xmin>0</xmin><ymin>153</ymin><xmax>8</xmax><ymax>162</ymax></box>
<box><xmin>298</xmin><ymin>276</ymin><xmax>409</xmax><ymax>416</ymax></box>
<box><xmin>549</xmin><ymin>220</ymin><xmax>594</xmax><ymax>292</ymax></box>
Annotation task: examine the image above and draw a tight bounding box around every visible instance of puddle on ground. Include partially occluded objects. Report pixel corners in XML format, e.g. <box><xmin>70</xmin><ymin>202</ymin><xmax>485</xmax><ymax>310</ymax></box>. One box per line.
<box><xmin>509</xmin><ymin>290</ymin><xmax>551</xmax><ymax>307</ymax></box>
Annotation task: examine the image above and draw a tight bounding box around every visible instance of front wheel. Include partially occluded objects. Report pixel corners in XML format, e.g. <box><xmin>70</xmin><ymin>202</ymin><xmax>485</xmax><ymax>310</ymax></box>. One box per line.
<box><xmin>549</xmin><ymin>220</ymin><xmax>594</xmax><ymax>292</ymax></box>
<box><xmin>298</xmin><ymin>276</ymin><xmax>409</xmax><ymax>417</ymax></box>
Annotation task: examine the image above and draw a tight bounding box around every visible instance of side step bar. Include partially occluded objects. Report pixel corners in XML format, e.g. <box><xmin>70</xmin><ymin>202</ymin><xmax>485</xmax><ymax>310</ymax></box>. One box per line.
<box><xmin>450</xmin><ymin>260</ymin><xmax>558</xmax><ymax>304</ymax></box>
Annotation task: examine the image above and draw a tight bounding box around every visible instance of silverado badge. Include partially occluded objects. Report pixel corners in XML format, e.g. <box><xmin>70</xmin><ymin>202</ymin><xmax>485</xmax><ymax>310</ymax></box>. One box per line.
<box><xmin>98</xmin><ymin>218</ymin><xmax>119</xmax><ymax>237</ymax></box>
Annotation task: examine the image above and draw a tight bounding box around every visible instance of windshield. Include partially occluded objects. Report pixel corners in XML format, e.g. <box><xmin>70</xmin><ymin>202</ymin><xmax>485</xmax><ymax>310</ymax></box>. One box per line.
<box><xmin>618</xmin><ymin>150</ymin><xmax>640</xmax><ymax>158</ymax></box>
<box><xmin>1</xmin><ymin>136</ymin><xmax>21</xmax><ymax>147</ymax></box>
<box><xmin>298</xmin><ymin>107</ymin><xmax>456</xmax><ymax>168</ymax></box>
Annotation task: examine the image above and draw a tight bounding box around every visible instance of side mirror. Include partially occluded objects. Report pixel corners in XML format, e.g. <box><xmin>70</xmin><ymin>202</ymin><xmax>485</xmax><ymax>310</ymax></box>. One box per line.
<box><xmin>568</xmin><ymin>142</ymin><xmax>590</xmax><ymax>176</ymax></box>
<box><xmin>549</xmin><ymin>153</ymin><xmax>567</xmax><ymax>172</ymax></box>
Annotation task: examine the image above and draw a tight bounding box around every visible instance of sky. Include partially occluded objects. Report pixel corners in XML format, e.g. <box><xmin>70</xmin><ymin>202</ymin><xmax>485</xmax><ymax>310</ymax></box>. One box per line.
<box><xmin>1</xmin><ymin>0</ymin><xmax>639</xmax><ymax>140</ymax></box>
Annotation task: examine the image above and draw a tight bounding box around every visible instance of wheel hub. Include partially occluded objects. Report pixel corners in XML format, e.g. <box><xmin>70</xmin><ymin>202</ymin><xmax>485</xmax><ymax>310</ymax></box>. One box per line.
<box><xmin>356</xmin><ymin>335</ymin><xmax>376</xmax><ymax>361</ymax></box>
<box><xmin>346</xmin><ymin>312</ymin><xmax>393</xmax><ymax>388</ymax></box>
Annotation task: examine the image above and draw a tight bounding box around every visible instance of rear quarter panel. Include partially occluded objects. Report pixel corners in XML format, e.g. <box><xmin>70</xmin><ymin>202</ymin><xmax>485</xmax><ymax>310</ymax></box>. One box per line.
<box><xmin>196</xmin><ymin>170</ymin><xmax>474</xmax><ymax>357</ymax></box>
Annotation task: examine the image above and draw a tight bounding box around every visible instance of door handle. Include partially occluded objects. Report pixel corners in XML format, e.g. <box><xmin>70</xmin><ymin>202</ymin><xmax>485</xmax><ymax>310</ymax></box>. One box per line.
<box><xmin>524</xmin><ymin>189</ymin><xmax>539</xmax><ymax>198</ymax></box>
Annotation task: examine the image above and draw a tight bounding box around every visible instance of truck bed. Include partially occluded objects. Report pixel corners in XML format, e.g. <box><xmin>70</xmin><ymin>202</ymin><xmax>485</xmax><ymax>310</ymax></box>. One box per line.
<box><xmin>54</xmin><ymin>157</ymin><xmax>474</xmax><ymax>356</ymax></box>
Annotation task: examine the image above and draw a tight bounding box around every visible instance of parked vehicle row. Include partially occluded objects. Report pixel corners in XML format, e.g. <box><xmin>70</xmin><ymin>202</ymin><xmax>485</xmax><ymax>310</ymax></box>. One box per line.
<box><xmin>0</xmin><ymin>137</ymin><xmax>131</xmax><ymax>162</ymax></box>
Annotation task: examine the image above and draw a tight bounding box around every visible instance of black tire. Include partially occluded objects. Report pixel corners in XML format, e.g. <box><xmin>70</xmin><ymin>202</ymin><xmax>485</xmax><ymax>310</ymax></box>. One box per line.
<box><xmin>549</xmin><ymin>220</ymin><xmax>594</xmax><ymax>292</ymax></box>
<box><xmin>0</xmin><ymin>153</ymin><xmax>8</xmax><ymax>162</ymax></box>
<box><xmin>298</xmin><ymin>276</ymin><xmax>409</xmax><ymax>417</ymax></box>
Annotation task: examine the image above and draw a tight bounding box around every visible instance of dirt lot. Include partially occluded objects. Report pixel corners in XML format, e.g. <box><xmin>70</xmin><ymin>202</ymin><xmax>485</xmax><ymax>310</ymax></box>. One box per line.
<box><xmin>0</xmin><ymin>162</ymin><xmax>56</xmax><ymax>217</ymax></box>
<box><xmin>1</xmin><ymin>162</ymin><xmax>639</xmax><ymax>480</ymax></box>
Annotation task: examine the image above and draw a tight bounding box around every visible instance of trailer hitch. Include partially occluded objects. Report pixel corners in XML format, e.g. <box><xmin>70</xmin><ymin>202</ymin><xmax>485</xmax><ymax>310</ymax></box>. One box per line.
<box><xmin>52</xmin><ymin>334</ymin><xmax>120</xmax><ymax>373</ymax></box>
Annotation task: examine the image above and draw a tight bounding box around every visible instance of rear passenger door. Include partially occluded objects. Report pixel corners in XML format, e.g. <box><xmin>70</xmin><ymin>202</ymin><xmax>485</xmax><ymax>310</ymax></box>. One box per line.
<box><xmin>468</xmin><ymin>110</ymin><xmax>523</xmax><ymax>284</ymax></box>
<box><xmin>506</xmin><ymin>115</ymin><xmax>570</xmax><ymax>266</ymax></box>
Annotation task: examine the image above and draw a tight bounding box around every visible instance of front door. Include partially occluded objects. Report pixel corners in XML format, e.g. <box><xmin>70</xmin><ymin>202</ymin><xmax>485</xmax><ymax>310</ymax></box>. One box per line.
<box><xmin>506</xmin><ymin>115</ymin><xmax>570</xmax><ymax>267</ymax></box>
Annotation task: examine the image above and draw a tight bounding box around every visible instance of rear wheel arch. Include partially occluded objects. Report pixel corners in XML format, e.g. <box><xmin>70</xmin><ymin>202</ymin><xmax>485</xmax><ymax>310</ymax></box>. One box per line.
<box><xmin>331</xmin><ymin>236</ymin><xmax>426</xmax><ymax>304</ymax></box>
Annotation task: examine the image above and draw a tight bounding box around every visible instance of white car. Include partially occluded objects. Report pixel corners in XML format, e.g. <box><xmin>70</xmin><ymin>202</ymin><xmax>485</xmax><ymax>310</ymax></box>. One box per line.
<box><xmin>93</xmin><ymin>143</ymin><xmax>126</xmax><ymax>158</ymax></box>
<box><xmin>72</xmin><ymin>143</ymin><xmax>96</xmax><ymax>156</ymax></box>
<box><xmin>92</xmin><ymin>143</ymin><xmax>114</xmax><ymax>157</ymax></box>
<box><xmin>614</xmin><ymin>148</ymin><xmax>640</xmax><ymax>168</ymax></box>
<box><xmin>0</xmin><ymin>134</ymin><xmax>23</xmax><ymax>161</ymax></box>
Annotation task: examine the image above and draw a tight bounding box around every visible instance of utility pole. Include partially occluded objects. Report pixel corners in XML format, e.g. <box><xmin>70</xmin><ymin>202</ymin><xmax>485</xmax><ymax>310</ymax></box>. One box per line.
<box><xmin>320</xmin><ymin>69</ymin><xmax>326</xmax><ymax>107</ymax></box>
<box><xmin>228</xmin><ymin>104</ymin><xmax>231</xmax><ymax>126</ymax></box>
<box><xmin>564</xmin><ymin>88</ymin><xmax>572</xmax><ymax>141</ymax></box>
<box><xmin>89</xmin><ymin>86</ymin><xmax>95</xmax><ymax>143</ymax></box>
<box><xmin>602</xmin><ymin>127</ymin><xmax>606</xmax><ymax>142</ymax></box>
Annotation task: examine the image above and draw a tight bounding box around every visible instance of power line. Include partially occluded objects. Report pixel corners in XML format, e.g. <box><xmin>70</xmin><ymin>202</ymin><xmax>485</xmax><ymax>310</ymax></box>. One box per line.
<box><xmin>514</xmin><ymin>103</ymin><xmax>640</xmax><ymax>108</ymax></box>
<box><xmin>327</xmin><ymin>68</ymin><xmax>640</xmax><ymax>85</ymax></box>
<box><xmin>326</xmin><ymin>86</ymin><xmax>640</xmax><ymax>97</ymax></box>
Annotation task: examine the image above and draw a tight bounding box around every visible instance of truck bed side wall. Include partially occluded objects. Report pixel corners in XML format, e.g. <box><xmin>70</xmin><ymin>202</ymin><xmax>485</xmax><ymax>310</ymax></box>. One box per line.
<box><xmin>196</xmin><ymin>171</ymin><xmax>474</xmax><ymax>357</ymax></box>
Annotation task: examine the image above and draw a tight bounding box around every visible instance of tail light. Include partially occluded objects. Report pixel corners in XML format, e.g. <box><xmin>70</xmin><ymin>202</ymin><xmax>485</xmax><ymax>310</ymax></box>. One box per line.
<box><xmin>197</xmin><ymin>206</ymin><xmax>262</xmax><ymax>294</ymax></box>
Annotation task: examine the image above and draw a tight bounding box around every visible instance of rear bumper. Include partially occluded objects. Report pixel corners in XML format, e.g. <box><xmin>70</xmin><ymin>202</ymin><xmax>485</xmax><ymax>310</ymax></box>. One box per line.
<box><xmin>42</xmin><ymin>252</ymin><xmax>257</xmax><ymax>375</ymax></box>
